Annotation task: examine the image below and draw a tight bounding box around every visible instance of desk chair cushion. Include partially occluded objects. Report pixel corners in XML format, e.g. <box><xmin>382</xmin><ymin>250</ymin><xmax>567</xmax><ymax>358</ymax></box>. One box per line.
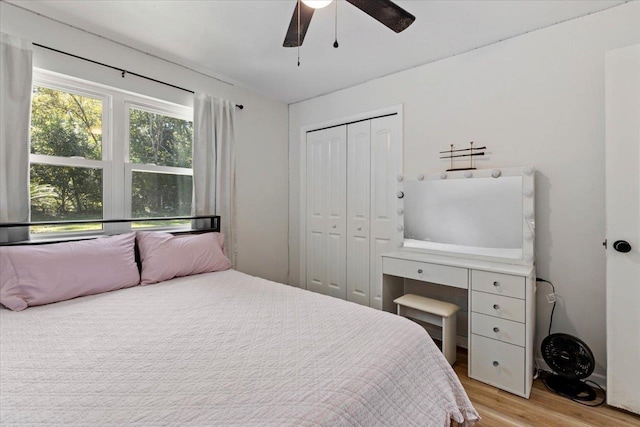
<box><xmin>394</xmin><ymin>294</ymin><xmax>459</xmax><ymax>318</ymax></box>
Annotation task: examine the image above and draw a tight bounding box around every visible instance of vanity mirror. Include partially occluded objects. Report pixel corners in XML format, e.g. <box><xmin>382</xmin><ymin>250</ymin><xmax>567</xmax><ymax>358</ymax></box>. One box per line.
<box><xmin>398</xmin><ymin>167</ymin><xmax>535</xmax><ymax>266</ymax></box>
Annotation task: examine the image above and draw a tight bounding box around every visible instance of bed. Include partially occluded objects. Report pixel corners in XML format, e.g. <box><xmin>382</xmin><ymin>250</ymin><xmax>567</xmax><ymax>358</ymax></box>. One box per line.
<box><xmin>0</xmin><ymin>227</ymin><xmax>479</xmax><ymax>426</ymax></box>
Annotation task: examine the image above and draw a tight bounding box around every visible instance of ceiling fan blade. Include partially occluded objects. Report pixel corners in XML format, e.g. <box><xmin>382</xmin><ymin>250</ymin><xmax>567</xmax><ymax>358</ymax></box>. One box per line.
<box><xmin>283</xmin><ymin>2</ymin><xmax>315</xmax><ymax>47</ymax></box>
<box><xmin>345</xmin><ymin>0</ymin><xmax>415</xmax><ymax>33</ymax></box>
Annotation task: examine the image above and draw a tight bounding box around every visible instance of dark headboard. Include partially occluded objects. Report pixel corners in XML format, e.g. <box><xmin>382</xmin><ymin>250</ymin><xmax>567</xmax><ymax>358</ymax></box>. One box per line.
<box><xmin>0</xmin><ymin>215</ymin><xmax>221</xmax><ymax>246</ymax></box>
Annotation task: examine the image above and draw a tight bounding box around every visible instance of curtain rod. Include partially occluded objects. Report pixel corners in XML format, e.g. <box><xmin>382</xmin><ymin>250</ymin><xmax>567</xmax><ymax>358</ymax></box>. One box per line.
<box><xmin>33</xmin><ymin>43</ymin><xmax>244</xmax><ymax>110</ymax></box>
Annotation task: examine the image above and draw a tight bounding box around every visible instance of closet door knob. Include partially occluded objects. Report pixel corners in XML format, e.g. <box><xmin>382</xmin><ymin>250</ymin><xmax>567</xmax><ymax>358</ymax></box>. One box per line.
<box><xmin>493</xmin><ymin>304</ymin><xmax>500</xmax><ymax>310</ymax></box>
<box><xmin>493</xmin><ymin>327</ymin><xmax>500</xmax><ymax>333</ymax></box>
<box><xmin>417</xmin><ymin>269</ymin><xmax>423</xmax><ymax>274</ymax></box>
<box><xmin>493</xmin><ymin>361</ymin><xmax>500</xmax><ymax>367</ymax></box>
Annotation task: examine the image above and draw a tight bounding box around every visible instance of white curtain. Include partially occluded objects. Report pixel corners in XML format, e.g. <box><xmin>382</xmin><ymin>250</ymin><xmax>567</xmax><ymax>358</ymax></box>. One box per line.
<box><xmin>193</xmin><ymin>93</ymin><xmax>237</xmax><ymax>265</ymax></box>
<box><xmin>0</xmin><ymin>33</ymin><xmax>32</xmax><ymax>243</ymax></box>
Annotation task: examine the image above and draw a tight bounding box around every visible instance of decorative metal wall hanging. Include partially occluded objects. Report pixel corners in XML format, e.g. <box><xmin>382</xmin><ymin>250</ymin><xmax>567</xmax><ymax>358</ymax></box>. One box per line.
<box><xmin>440</xmin><ymin>141</ymin><xmax>486</xmax><ymax>171</ymax></box>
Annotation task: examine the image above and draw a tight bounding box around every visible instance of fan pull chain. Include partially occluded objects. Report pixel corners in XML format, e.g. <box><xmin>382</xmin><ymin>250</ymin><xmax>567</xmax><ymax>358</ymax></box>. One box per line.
<box><xmin>333</xmin><ymin>0</ymin><xmax>339</xmax><ymax>48</ymax></box>
<box><xmin>297</xmin><ymin>0</ymin><xmax>301</xmax><ymax>66</ymax></box>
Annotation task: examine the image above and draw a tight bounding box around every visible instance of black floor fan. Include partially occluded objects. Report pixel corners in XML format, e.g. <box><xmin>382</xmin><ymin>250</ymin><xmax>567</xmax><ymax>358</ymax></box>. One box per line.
<box><xmin>541</xmin><ymin>333</ymin><xmax>598</xmax><ymax>402</ymax></box>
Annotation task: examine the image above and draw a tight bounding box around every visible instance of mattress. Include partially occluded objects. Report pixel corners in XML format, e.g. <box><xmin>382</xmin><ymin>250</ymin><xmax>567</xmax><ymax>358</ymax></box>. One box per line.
<box><xmin>0</xmin><ymin>269</ymin><xmax>479</xmax><ymax>426</ymax></box>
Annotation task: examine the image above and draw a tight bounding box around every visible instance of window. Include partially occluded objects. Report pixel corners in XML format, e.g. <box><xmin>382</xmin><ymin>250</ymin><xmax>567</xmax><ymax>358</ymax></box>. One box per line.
<box><xmin>29</xmin><ymin>70</ymin><xmax>193</xmax><ymax>235</ymax></box>
<box><xmin>30</xmin><ymin>84</ymin><xmax>108</xmax><ymax>234</ymax></box>
<box><xmin>126</xmin><ymin>105</ymin><xmax>193</xmax><ymax>229</ymax></box>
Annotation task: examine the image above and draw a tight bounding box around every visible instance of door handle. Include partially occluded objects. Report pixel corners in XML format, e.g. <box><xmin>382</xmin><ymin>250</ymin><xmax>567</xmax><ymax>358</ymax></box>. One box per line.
<box><xmin>613</xmin><ymin>240</ymin><xmax>632</xmax><ymax>253</ymax></box>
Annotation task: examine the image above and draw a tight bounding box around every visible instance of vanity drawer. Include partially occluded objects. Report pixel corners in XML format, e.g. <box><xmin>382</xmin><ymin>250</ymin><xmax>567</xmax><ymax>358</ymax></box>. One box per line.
<box><xmin>470</xmin><ymin>334</ymin><xmax>525</xmax><ymax>396</ymax></box>
<box><xmin>471</xmin><ymin>291</ymin><xmax>525</xmax><ymax>323</ymax></box>
<box><xmin>383</xmin><ymin>257</ymin><xmax>468</xmax><ymax>289</ymax></box>
<box><xmin>471</xmin><ymin>270</ymin><xmax>525</xmax><ymax>299</ymax></box>
<box><xmin>472</xmin><ymin>312</ymin><xmax>525</xmax><ymax>347</ymax></box>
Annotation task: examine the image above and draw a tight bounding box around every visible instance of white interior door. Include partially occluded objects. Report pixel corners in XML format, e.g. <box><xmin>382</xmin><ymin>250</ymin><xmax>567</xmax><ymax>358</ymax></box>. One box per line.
<box><xmin>306</xmin><ymin>126</ymin><xmax>347</xmax><ymax>299</ymax></box>
<box><xmin>369</xmin><ymin>115</ymin><xmax>402</xmax><ymax>309</ymax></box>
<box><xmin>346</xmin><ymin>121</ymin><xmax>371</xmax><ymax>305</ymax></box>
<box><xmin>605</xmin><ymin>44</ymin><xmax>640</xmax><ymax>414</ymax></box>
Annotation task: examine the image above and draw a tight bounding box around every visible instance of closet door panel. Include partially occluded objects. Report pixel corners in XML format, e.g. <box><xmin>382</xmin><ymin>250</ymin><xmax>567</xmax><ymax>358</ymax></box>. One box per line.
<box><xmin>347</xmin><ymin>121</ymin><xmax>371</xmax><ymax>305</ymax></box>
<box><xmin>306</xmin><ymin>134</ymin><xmax>327</xmax><ymax>294</ymax></box>
<box><xmin>306</xmin><ymin>126</ymin><xmax>347</xmax><ymax>299</ymax></box>
<box><xmin>307</xmin><ymin>231</ymin><xmax>325</xmax><ymax>293</ymax></box>
<box><xmin>327</xmin><ymin>232</ymin><xmax>346</xmax><ymax>296</ymax></box>
<box><xmin>325</xmin><ymin>129</ymin><xmax>347</xmax><ymax>299</ymax></box>
<box><xmin>328</xmin><ymin>137</ymin><xmax>346</xmax><ymax>221</ymax></box>
<box><xmin>369</xmin><ymin>115</ymin><xmax>401</xmax><ymax>309</ymax></box>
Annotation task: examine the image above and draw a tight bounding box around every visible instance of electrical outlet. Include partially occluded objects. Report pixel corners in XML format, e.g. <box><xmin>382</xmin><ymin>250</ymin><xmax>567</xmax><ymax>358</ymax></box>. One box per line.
<box><xmin>547</xmin><ymin>293</ymin><xmax>556</xmax><ymax>304</ymax></box>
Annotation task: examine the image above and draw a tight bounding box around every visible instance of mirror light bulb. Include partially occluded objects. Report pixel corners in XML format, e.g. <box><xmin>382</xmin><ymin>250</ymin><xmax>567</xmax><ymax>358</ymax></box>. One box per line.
<box><xmin>302</xmin><ymin>0</ymin><xmax>333</xmax><ymax>8</ymax></box>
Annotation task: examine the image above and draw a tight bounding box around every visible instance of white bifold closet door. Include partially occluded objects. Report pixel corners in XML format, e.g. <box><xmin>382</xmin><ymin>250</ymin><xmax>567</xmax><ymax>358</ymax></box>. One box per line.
<box><xmin>306</xmin><ymin>115</ymin><xmax>400</xmax><ymax>307</ymax></box>
<box><xmin>346</xmin><ymin>121</ymin><xmax>371</xmax><ymax>305</ymax></box>
<box><xmin>368</xmin><ymin>116</ymin><xmax>400</xmax><ymax>309</ymax></box>
<box><xmin>306</xmin><ymin>125</ymin><xmax>347</xmax><ymax>299</ymax></box>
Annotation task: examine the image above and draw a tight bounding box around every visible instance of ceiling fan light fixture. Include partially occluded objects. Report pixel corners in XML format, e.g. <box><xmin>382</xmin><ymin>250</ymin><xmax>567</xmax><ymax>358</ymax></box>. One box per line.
<box><xmin>302</xmin><ymin>0</ymin><xmax>333</xmax><ymax>9</ymax></box>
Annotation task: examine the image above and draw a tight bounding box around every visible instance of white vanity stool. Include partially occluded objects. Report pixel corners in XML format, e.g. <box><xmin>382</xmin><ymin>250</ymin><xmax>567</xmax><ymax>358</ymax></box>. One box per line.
<box><xmin>394</xmin><ymin>294</ymin><xmax>459</xmax><ymax>365</ymax></box>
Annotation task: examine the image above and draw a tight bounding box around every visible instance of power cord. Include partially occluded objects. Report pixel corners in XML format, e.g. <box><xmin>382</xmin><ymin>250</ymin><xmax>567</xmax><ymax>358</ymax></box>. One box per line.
<box><xmin>536</xmin><ymin>277</ymin><xmax>556</xmax><ymax>336</ymax></box>
<box><xmin>539</xmin><ymin>370</ymin><xmax>607</xmax><ymax>407</ymax></box>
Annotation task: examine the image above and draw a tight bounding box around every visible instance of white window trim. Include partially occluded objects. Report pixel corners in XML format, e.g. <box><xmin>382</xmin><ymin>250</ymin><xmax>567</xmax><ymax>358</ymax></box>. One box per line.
<box><xmin>30</xmin><ymin>68</ymin><xmax>194</xmax><ymax>238</ymax></box>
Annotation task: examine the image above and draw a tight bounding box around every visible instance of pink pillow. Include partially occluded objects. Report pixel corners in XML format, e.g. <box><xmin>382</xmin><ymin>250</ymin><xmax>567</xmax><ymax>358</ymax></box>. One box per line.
<box><xmin>136</xmin><ymin>232</ymin><xmax>231</xmax><ymax>285</ymax></box>
<box><xmin>0</xmin><ymin>233</ymin><xmax>140</xmax><ymax>311</ymax></box>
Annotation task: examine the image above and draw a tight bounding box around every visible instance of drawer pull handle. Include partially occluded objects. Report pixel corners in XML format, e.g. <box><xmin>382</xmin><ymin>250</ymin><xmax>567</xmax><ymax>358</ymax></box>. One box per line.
<box><xmin>493</xmin><ymin>281</ymin><xmax>499</xmax><ymax>287</ymax></box>
<box><xmin>493</xmin><ymin>361</ymin><xmax>500</xmax><ymax>367</ymax></box>
<box><xmin>332</xmin><ymin>224</ymin><xmax>336</xmax><ymax>229</ymax></box>
<box><xmin>493</xmin><ymin>304</ymin><xmax>500</xmax><ymax>310</ymax></box>
<box><xmin>417</xmin><ymin>269</ymin><xmax>423</xmax><ymax>274</ymax></box>
<box><xmin>493</xmin><ymin>327</ymin><xmax>500</xmax><ymax>333</ymax></box>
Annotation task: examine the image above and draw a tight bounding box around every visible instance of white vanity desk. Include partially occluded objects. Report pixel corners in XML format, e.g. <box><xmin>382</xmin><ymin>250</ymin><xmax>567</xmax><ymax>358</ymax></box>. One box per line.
<box><xmin>381</xmin><ymin>250</ymin><xmax>536</xmax><ymax>398</ymax></box>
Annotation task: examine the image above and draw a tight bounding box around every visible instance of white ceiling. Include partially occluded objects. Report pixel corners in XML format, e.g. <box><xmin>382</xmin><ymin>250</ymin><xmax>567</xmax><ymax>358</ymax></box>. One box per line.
<box><xmin>7</xmin><ymin>0</ymin><xmax>625</xmax><ymax>104</ymax></box>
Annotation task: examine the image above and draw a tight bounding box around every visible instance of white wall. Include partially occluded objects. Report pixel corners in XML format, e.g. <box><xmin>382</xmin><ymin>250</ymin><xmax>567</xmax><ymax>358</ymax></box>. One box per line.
<box><xmin>0</xmin><ymin>2</ymin><xmax>289</xmax><ymax>284</ymax></box>
<box><xmin>289</xmin><ymin>2</ymin><xmax>640</xmax><ymax>380</ymax></box>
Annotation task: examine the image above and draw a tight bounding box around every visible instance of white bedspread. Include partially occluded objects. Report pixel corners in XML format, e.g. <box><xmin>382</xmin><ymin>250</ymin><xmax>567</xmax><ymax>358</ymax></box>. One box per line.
<box><xmin>0</xmin><ymin>270</ymin><xmax>478</xmax><ymax>426</ymax></box>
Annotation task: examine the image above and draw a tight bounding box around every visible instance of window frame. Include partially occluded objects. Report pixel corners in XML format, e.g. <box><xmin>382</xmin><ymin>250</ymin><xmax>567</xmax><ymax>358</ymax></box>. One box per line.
<box><xmin>29</xmin><ymin>69</ymin><xmax>194</xmax><ymax>238</ymax></box>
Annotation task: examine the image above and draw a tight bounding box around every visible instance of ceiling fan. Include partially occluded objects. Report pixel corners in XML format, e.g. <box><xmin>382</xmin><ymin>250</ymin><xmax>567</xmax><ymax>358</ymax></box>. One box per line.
<box><xmin>283</xmin><ymin>0</ymin><xmax>415</xmax><ymax>48</ymax></box>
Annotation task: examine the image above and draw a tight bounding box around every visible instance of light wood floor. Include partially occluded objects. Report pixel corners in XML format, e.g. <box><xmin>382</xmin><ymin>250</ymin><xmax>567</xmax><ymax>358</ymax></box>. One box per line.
<box><xmin>452</xmin><ymin>348</ymin><xmax>640</xmax><ymax>426</ymax></box>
